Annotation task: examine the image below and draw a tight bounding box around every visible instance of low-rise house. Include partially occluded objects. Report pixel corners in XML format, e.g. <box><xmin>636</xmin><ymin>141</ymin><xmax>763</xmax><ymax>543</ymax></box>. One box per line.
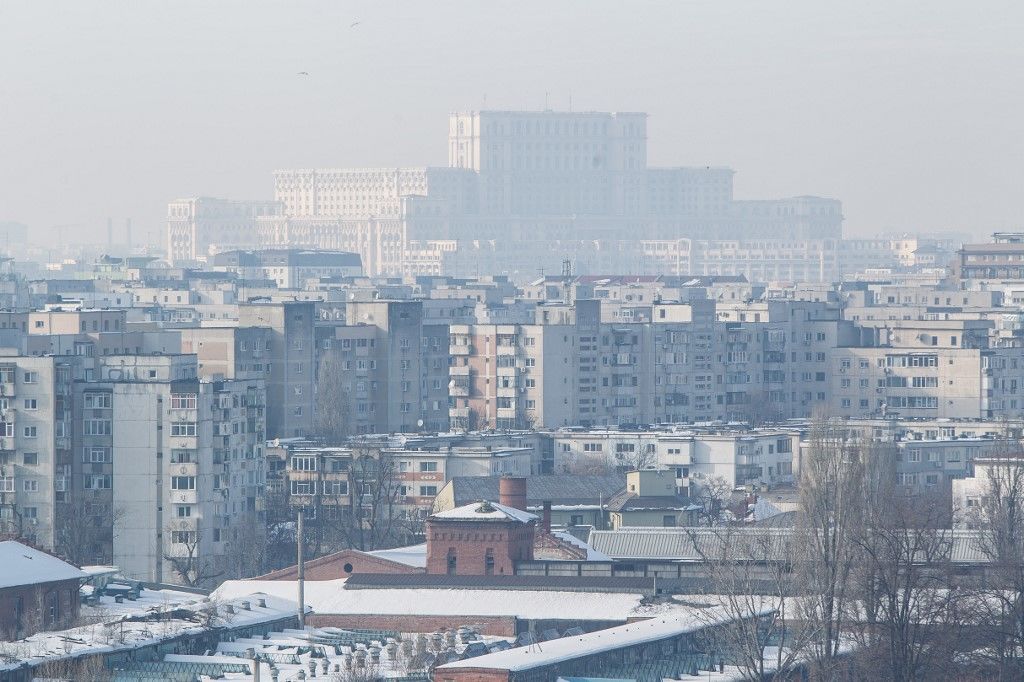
<box><xmin>606</xmin><ymin>470</ymin><xmax>699</xmax><ymax>528</ymax></box>
<box><xmin>0</xmin><ymin>540</ymin><xmax>86</xmax><ymax>639</ymax></box>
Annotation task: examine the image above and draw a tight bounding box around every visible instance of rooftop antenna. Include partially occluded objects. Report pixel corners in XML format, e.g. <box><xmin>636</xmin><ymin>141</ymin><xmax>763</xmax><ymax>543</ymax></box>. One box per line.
<box><xmin>561</xmin><ymin>258</ymin><xmax>572</xmax><ymax>278</ymax></box>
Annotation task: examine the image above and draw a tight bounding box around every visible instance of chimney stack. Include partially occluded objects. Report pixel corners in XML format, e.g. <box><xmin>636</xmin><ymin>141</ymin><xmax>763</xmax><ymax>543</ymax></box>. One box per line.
<box><xmin>542</xmin><ymin>501</ymin><xmax>552</xmax><ymax>534</ymax></box>
<box><xmin>498</xmin><ymin>476</ymin><xmax>527</xmax><ymax>512</ymax></box>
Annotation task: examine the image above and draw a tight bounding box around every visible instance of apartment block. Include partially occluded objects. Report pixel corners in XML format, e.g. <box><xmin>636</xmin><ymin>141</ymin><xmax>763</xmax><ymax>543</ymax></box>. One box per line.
<box><xmin>238</xmin><ymin>301</ymin><xmax>316</xmax><ymax>438</ymax></box>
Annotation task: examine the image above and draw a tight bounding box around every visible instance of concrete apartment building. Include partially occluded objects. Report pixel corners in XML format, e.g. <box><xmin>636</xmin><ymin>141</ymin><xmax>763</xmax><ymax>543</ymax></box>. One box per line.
<box><xmin>89</xmin><ymin>354</ymin><xmax>266</xmax><ymax>585</ymax></box>
<box><xmin>277</xmin><ymin>441</ymin><xmax>532</xmax><ymax>539</ymax></box>
<box><xmin>314</xmin><ymin>300</ymin><xmax>449</xmax><ymax>436</ymax></box>
<box><xmin>0</xmin><ymin>356</ymin><xmax>70</xmax><ymax>552</ymax></box>
<box><xmin>449</xmin><ymin>297</ymin><xmax>862</xmax><ymax>430</ymax></box>
<box><xmin>180</xmin><ymin>326</ymin><xmax>274</xmax><ymax>382</ymax></box>
<box><xmin>238</xmin><ymin>301</ymin><xmax>316</xmax><ymax>439</ymax></box>
<box><xmin>546</xmin><ymin>427</ymin><xmax>798</xmax><ymax>496</ymax></box>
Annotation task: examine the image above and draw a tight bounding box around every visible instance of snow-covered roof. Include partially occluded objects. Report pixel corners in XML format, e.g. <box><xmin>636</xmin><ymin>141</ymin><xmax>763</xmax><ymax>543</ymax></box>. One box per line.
<box><xmin>0</xmin><ymin>590</ymin><xmax>297</xmax><ymax>672</ymax></box>
<box><xmin>0</xmin><ymin>540</ymin><xmax>88</xmax><ymax>589</ymax></box>
<box><xmin>430</xmin><ymin>500</ymin><xmax>537</xmax><ymax>524</ymax></box>
<box><xmin>437</xmin><ymin>608</ymin><xmax>770</xmax><ymax>672</ymax></box>
<box><xmin>213</xmin><ymin>578</ymin><xmax>645</xmax><ymax>621</ymax></box>
<box><xmin>366</xmin><ymin>543</ymin><xmax>427</xmax><ymax>568</ymax></box>
<box><xmin>550</xmin><ymin>531</ymin><xmax>612</xmax><ymax>561</ymax></box>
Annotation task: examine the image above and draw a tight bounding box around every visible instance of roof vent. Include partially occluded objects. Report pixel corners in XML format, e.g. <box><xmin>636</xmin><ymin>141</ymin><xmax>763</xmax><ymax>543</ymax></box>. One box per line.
<box><xmin>475</xmin><ymin>501</ymin><xmax>496</xmax><ymax>514</ymax></box>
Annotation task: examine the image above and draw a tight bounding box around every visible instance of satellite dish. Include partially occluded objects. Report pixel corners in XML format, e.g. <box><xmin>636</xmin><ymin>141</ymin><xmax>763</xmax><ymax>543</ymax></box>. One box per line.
<box><xmin>417</xmin><ymin>419</ymin><xmax>424</xmax><ymax>428</ymax></box>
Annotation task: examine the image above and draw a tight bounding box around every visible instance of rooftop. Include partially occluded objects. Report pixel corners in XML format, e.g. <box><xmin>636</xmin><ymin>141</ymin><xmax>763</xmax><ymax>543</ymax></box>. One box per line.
<box><xmin>430</xmin><ymin>500</ymin><xmax>537</xmax><ymax>524</ymax></box>
<box><xmin>0</xmin><ymin>540</ymin><xmax>88</xmax><ymax>589</ymax></box>
<box><xmin>437</xmin><ymin>607</ymin><xmax>768</xmax><ymax>672</ymax></box>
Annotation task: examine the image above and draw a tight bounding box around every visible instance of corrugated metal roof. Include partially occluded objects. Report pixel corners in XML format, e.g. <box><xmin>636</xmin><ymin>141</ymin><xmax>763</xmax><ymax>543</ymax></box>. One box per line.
<box><xmin>588</xmin><ymin>527</ymin><xmax>996</xmax><ymax>564</ymax></box>
<box><xmin>449</xmin><ymin>474</ymin><xmax>624</xmax><ymax>508</ymax></box>
<box><xmin>344</xmin><ymin>574</ymin><xmax>650</xmax><ymax>594</ymax></box>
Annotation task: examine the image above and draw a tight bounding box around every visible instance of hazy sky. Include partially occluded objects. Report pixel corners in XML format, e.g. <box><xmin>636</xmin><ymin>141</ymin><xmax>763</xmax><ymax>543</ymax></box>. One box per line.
<box><xmin>1</xmin><ymin>0</ymin><xmax>1022</xmax><ymax>243</ymax></box>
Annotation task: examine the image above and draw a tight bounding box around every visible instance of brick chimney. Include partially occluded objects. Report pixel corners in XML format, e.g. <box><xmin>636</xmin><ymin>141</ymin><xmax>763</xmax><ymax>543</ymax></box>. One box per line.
<box><xmin>498</xmin><ymin>476</ymin><xmax>527</xmax><ymax>512</ymax></box>
<box><xmin>541</xmin><ymin>501</ymin><xmax>552</xmax><ymax>534</ymax></box>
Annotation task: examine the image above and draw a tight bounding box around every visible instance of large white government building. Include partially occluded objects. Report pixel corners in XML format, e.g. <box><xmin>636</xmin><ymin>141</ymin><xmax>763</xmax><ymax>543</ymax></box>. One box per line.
<box><xmin>167</xmin><ymin>110</ymin><xmax>843</xmax><ymax>281</ymax></box>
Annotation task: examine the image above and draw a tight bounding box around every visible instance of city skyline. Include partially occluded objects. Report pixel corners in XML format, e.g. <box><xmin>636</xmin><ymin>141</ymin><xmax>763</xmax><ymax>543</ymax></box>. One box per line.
<box><xmin>2</xmin><ymin>0</ymin><xmax>1022</xmax><ymax>243</ymax></box>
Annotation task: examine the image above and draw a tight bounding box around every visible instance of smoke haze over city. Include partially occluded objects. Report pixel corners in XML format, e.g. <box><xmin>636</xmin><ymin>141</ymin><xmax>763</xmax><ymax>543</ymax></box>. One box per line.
<box><xmin>2</xmin><ymin>0</ymin><xmax>1023</xmax><ymax>242</ymax></box>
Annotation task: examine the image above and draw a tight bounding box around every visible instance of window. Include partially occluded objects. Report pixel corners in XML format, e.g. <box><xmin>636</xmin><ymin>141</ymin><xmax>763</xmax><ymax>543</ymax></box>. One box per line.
<box><xmin>171</xmin><ymin>422</ymin><xmax>197</xmax><ymax>436</ymax></box>
<box><xmin>170</xmin><ymin>476</ymin><xmax>195</xmax><ymax>490</ymax></box>
<box><xmin>170</xmin><ymin>393</ymin><xmax>197</xmax><ymax>409</ymax></box>
<box><xmin>176</xmin><ymin>505</ymin><xmax>192</xmax><ymax>517</ymax></box>
<box><xmin>0</xmin><ymin>476</ymin><xmax>13</xmax><ymax>493</ymax></box>
<box><xmin>419</xmin><ymin>485</ymin><xmax>438</xmax><ymax>496</ymax></box>
<box><xmin>23</xmin><ymin>399</ymin><xmax>37</xmax><ymax>410</ymax></box>
<box><xmin>84</xmin><ymin>419</ymin><xmax>112</xmax><ymax>436</ymax></box>
<box><xmin>84</xmin><ymin>447</ymin><xmax>110</xmax><ymax>463</ymax></box>
<box><xmin>419</xmin><ymin>461</ymin><xmax>438</xmax><ymax>472</ymax></box>
<box><xmin>84</xmin><ymin>393</ymin><xmax>111</xmax><ymax>409</ymax></box>
<box><xmin>23</xmin><ymin>452</ymin><xmax>37</xmax><ymax>466</ymax></box>
<box><xmin>291</xmin><ymin>456</ymin><xmax>317</xmax><ymax>471</ymax></box>
<box><xmin>84</xmin><ymin>475</ymin><xmax>111</xmax><ymax>489</ymax></box>
<box><xmin>171</xmin><ymin>531</ymin><xmax>196</xmax><ymax>544</ymax></box>
<box><xmin>290</xmin><ymin>480</ymin><xmax>313</xmax><ymax>495</ymax></box>
<box><xmin>23</xmin><ymin>426</ymin><xmax>37</xmax><ymax>438</ymax></box>
<box><xmin>22</xmin><ymin>372</ymin><xmax>37</xmax><ymax>384</ymax></box>
<box><xmin>23</xmin><ymin>479</ymin><xmax>38</xmax><ymax>492</ymax></box>
<box><xmin>0</xmin><ymin>422</ymin><xmax>11</xmax><ymax>437</ymax></box>
<box><xmin>662</xmin><ymin>514</ymin><xmax>676</xmax><ymax>527</ymax></box>
<box><xmin>323</xmin><ymin>480</ymin><xmax>348</xmax><ymax>496</ymax></box>
<box><xmin>170</xmin><ymin>449</ymin><xmax>195</xmax><ymax>463</ymax></box>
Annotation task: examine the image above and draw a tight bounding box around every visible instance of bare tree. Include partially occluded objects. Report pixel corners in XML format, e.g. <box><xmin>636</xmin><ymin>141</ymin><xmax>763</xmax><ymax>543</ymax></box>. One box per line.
<box><xmin>795</xmin><ymin>419</ymin><xmax>864</xmax><ymax>678</ymax></box>
<box><xmin>223</xmin><ymin>512</ymin><xmax>269</xmax><ymax>579</ymax></box>
<box><xmin>960</xmin><ymin>452</ymin><xmax>1024</xmax><ymax>679</ymax></box>
<box><xmin>851</xmin><ymin>489</ymin><xmax>965</xmax><ymax>680</ymax></box>
<box><xmin>314</xmin><ymin>349</ymin><xmax>352</xmax><ymax>444</ymax></box>
<box><xmin>162</xmin><ymin>523</ymin><xmax>223</xmax><ymax>588</ymax></box>
<box><xmin>688</xmin><ymin>525</ymin><xmax>815</xmax><ymax>681</ymax></box>
<box><xmin>54</xmin><ymin>501</ymin><xmax>126</xmax><ymax>568</ymax></box>
<box><xmin>694</xmin><ymin>475</ymin><xmax>733</xmax><ymax>526</ymax></box>
<box><xmin>330</xmin><ymin>448</ymin><xmax>418</xmax><ymax>551</ymax></box>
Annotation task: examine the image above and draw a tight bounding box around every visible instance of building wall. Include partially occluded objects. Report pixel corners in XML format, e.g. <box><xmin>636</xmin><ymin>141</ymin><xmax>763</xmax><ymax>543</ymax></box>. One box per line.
<box><xmin>0</xmin><ymin>578</ymin><xmax>81</xmax><ymax>640</ymax></box>
<box><xmin>425</xmin><ymin>517</ymin><xmax>534</xmax><ymax>576</ymax></box>
<box><xmin>308</xmin><ymin>613</ymin><xmax>517</xmax><ymax>638</ymax></box>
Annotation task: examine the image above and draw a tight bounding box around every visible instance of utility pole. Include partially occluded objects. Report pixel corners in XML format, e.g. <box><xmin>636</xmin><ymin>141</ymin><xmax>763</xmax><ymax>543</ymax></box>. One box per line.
<box><xmin>297</xmin><ymin>509</ymin><xmax>305</xmax><ymax>628</ymax></box>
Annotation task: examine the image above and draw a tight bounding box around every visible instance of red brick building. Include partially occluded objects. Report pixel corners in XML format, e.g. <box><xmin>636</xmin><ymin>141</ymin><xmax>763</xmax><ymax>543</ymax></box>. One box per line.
<box><xmin>0</xmin><ymin>540</ymin><xmax>86</xmax><ymax>639</ymax></box>
<box><xmin>425</xmin><ymin>499</ymin><xmax>537</xmax><ymax>576</ymax></box>
<box><xmin>423</xmin><ymin>476</ymin><xmax>534</xmax><ymax>576</ymax></box>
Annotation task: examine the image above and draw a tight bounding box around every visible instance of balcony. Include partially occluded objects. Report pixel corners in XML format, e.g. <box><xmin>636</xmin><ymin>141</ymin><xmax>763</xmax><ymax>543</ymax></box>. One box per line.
<box><xmin>449</xmin><ymin>383</ymin><xmax>470</xmax><ymax>397</ymax></box>
<box><xmin>169</xmin><ymin>462</ymin><xmax>198</xmax><ymax>477</ymax></box>
<box><xmin>449</xmin><ymin>344</ymin><xmax>473</xmax><ymax>356</ymax></box>
<box><xmin>449</xmin><ymin>365</ymin><xmax>471</xmax><ymax>377</ymax></box>
<box><xmin>169</xmin><ymin>489</ymin><xmax>198</xmax><ymax>505</ymax></box>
